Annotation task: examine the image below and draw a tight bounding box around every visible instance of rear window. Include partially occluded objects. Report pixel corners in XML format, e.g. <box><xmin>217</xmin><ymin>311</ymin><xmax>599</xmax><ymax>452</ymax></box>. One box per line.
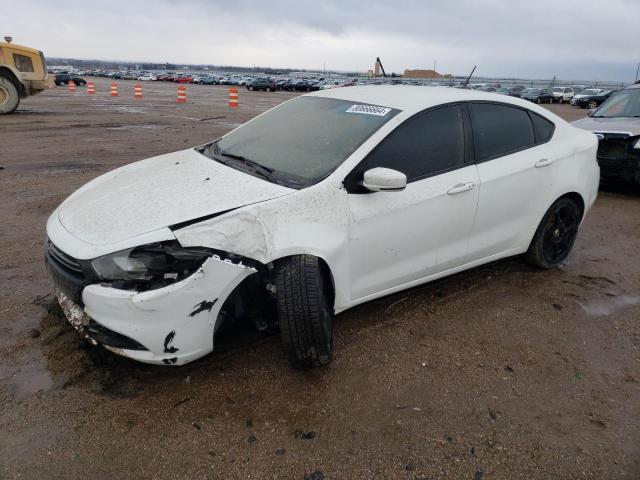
<box><xmin>13</xmin><ymin>54</ymin><xmax>34</xmax><ymax>72</ymax></box>
<box><xmin>469</xmin><ymin>103</ymin><xmax>535</xmax><ymax>161</ymax></box>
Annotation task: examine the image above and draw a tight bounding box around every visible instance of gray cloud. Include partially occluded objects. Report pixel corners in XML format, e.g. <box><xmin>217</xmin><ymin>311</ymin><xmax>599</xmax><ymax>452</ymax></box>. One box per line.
<box><xmin>5</xmin><ymin>0</ymin><xmax>640</xmax><ymax>81</ymax></box>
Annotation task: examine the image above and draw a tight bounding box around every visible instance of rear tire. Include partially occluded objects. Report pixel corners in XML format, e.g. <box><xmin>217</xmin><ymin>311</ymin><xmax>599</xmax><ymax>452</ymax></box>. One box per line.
<box><xmin>275</xmin><ymin>255</ymin><xmax>333</xmax><ymax>369</ymax></box>
<box><xmin>0</xmin><ymin>76</ymin><xmax>20</xmax><ymax>114</ymax></box>
<box><xmin>525</xmin><ymin>197</ymin><xmax>581</xmax><ymax>269</ymax></box>
<box><xmin>588</xmin><ymin>100</ymin><xmax>598</xmax><ymax>109</ymax></box>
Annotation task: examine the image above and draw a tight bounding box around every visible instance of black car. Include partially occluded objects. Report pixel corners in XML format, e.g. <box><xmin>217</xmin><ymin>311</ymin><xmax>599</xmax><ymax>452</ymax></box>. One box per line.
<box><xmin>495</xmin><ymin>85</ymin><xmax>525</xmax><ymax>97</ymax></box>
<box><xmin>572</xmin><ymin>89</ymin><xmax>617</xmax><ymax>109</ymax></box>
<box><xmin>508</xmin><ymin>85</ymin><xmax>526</xmax><ymax>97</ymax></box>
<box><xmin>520</xmin><ymin>88</ymin><xmax>555</xmax><ymax>104</ymax></box>
<box><xmin>54</xmin><ymin>73</ymin><xmax>87</xmax><ymax>86</ymax></box>
<box><xmin>572</xmin><ymin>82</ymin><xmax>640</xmax><ymax>185</ymax></box>
<box><xmin>247</xmin><ymin>78</ymin><xmax>276</xmax><ymax>92</ymax></box>
<box><xmin>290</xmin><ymin>80</ymin><xmax>320</xmax><ymax>92</ymax></box>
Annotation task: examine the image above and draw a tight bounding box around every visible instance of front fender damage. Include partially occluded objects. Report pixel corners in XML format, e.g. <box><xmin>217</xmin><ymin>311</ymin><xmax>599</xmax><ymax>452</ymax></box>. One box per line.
<box><xmin>175</xmin><ymin>209</ymin><xmax>274</xmax><ymax>264</ymax></box>
<box><xmin>79</xmin><ymin>255</ymin><xmax>256</xmax><ymax>365</ymax></box>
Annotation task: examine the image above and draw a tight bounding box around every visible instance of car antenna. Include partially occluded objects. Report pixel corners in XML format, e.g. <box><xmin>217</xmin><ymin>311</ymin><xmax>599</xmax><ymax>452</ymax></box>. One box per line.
<box><xmin>463</xmin><ymin>65</ymin><xmax>477</xmax><ymax>87</ymax></box>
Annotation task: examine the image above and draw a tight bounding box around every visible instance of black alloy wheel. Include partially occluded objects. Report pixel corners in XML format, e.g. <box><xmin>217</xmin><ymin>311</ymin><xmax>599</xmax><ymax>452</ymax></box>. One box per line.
<box><xmin>540</xmin><ymin>200</ymin><xmax>580</xmax><ymax>265</ymax></box>
<box><xmin>526</xmin><ymin>197</ymin><xmax>582</xmax><ymax>269</ymax></box>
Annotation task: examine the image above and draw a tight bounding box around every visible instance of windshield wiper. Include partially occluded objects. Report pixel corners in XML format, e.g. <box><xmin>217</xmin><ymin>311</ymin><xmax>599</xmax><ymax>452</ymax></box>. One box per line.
<box><xmin>219</xmin><ymin>151</ymin><xmax>274</xmax><ymax>177</ymax></box>
<box><xmin>197</xmin><ymin>142</ymin><xmax>305</xmax><ymax>188</ymax></box>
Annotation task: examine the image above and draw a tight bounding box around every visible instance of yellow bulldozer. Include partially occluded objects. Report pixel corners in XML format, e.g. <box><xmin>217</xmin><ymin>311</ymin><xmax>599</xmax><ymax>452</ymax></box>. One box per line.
<box><xmin>0</xmin><ymin>36</ymin><xmax>53</xmax><ymax>114</ymax></box>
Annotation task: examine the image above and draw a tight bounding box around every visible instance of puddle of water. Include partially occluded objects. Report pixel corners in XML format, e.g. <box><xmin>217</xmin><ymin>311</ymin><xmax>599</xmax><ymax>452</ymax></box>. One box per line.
<box><xmin>0</xmin><ymin>352</ymin><xmax>54</xmax><ymax>400</ymax></box>
<box><xmin>106</xmin><ymin>124</ymin><xmax>163</xmax><ymax>130</ymax></box>
<box><xmin>580</xmin><ymin>295</ymin><xmax>640</xmax><ymax>316</ymax></box>
<box><xmin>113</xmin><ymin>106</ymin><xmax>148</xmax><ymax>114</ymax></box>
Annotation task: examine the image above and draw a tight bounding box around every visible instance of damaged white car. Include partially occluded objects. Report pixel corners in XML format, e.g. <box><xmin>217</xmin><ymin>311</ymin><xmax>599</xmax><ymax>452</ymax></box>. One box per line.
<box><xmin>45</xmin><ymin>86</ymin><xmax>600</xmax><ymax>368</ymax></box>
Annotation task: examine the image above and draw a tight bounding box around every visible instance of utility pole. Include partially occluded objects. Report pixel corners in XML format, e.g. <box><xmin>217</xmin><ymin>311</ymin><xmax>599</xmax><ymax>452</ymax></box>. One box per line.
<box><xmin>433</xmin><ymin>60</ymin><xmax>437</xmax><ymax>72</ymax></box>
<box><xmin>635</xmin><ymin>62</ymin><xmax>639</xmax><ymax>82</ymax></box>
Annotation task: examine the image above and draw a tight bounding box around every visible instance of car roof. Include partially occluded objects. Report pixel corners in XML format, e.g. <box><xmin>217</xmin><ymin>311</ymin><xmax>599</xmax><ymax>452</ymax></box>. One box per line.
<box><xmin>309</xmin><ymin>85</ymin><xmax>544</xmax><ymax>115</ymax></box>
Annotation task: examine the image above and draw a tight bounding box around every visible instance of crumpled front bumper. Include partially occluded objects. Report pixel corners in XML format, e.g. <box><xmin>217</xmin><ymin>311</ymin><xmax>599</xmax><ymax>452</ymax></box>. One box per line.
<box><xmin>54</xmin><ymin>255</ymin><xmax>256</xmax><ymax>365</ymax></box>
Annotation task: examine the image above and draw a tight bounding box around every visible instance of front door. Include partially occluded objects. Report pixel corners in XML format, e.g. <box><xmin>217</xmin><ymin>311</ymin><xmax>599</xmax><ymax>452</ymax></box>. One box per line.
<box><xmin>345</xmin><ymin>104</ymin><xmax>480</xmax><ymax>301</ymax></box>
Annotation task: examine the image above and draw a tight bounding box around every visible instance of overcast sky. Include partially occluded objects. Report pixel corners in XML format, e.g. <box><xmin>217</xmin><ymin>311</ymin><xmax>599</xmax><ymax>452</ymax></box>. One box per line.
<box><xmin>5</xmin><ymin>0</ymin><xmax>640</xmax><ymax>81</ymax></box>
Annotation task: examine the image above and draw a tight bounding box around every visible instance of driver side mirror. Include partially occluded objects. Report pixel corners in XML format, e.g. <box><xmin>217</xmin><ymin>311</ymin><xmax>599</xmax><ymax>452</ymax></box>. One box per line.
<box><xmin>362</xmin><ymin>167</ymin><xmax>407</xmax><ymax>192</ymax></box>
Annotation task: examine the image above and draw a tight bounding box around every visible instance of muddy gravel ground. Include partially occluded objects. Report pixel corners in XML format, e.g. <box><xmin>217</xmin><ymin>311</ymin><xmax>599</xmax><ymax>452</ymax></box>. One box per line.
<box><xmin>1</xmin><ymin>78</ymin><xmax>639</xmax><ymax>480</ymax></box>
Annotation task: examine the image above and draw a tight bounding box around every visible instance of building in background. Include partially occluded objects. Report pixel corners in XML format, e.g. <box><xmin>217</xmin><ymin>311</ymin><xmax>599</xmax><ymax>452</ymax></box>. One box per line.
<box><xmin>403</xmin><ymin>69</ymin><xmax>453</xmax><ymax>79</ymax></box>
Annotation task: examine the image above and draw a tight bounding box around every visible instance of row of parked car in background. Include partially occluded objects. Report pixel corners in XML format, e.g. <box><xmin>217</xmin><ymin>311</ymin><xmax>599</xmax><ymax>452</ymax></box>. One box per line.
<box><xmin>465</xmin><ymin>83</ymin><xmax>618</xmax><ymax>108</ymax></box>
<box><xmin>50</xmin><ymin>68</ymin><xmax>620</xmax><ymax>108</ymax></box>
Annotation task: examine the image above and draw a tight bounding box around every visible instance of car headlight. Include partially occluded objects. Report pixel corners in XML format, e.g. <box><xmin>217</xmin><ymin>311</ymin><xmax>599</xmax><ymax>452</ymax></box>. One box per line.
<box><xmin>633</xmin><ymin>138</ymin><xmax>640</xmax><ymax>150</ymax></box>
<box><xmin>92</xmin><ymin>241</ymin><xmax>212</xmax><ymax>284</ymax></box>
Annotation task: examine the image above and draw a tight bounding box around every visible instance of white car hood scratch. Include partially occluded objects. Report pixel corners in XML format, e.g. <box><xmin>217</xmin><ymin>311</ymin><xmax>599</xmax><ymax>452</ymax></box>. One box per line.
<box><xmin>57</xmin><ymin>148</ymin><xmax>294</xmax><ymax>246</ymax></box>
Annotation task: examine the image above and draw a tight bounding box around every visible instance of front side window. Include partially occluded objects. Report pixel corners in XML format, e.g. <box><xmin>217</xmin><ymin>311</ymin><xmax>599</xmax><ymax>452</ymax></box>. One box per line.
<box><xmin>346</xmin><ymin>104</ymin><xmax>465</xmax><ymax>188</ymax></box>
<box><xmin>13</xmin><ymin>54</ymin><xmax>34</xmax><ymax>72</ymax></box>
<box><xmin>199</xmin><ymin>97</ymin><xmax>400</xmax><ymax>188</ymax></box>
<box><xmin>469</xmin><ymin>103</ymin><xmax>535</xmax><ymax>161</ymax></box>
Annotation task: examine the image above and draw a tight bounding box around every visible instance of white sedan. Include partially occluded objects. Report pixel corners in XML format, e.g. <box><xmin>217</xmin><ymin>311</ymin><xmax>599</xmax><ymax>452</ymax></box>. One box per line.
<box><xmin>45</xmin><ymin>86</ymin><xmax>600</xmax><ymax>368</ymax></box>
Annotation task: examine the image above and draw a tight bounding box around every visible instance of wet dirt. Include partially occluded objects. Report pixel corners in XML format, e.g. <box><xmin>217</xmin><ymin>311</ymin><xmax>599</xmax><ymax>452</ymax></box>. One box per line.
<box><xmin>1</xmin><ymin>79</ymin><xmax>639</xmax><ymax>479</ymax></box>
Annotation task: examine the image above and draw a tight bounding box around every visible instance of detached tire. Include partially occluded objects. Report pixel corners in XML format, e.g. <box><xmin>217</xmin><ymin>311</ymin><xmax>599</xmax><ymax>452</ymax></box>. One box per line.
<box><xmin>275</xmin><ymin>255</ymin><xmax>333</xmax><ymax>369</ymax></box>
<box><xmin>0</xmin><ymin>76</ymin><xmax>20</xmax><ymax>114</ymax></box>
<box><xmin>525</xmin><ymin>197</ymin><xmax>582</xmax><ymax>269</ymax></box>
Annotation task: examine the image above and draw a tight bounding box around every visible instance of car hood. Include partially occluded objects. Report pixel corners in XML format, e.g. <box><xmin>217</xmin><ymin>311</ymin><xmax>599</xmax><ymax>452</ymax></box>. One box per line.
<box><xmin>571</xmin><ymin>116</ymin><xmax>640</xmax><ymax>136</ymax></box>
<box><xmin>56</xmin><ymin>148</ymin><xmax>295</xmax><ymax>246</ymax></box>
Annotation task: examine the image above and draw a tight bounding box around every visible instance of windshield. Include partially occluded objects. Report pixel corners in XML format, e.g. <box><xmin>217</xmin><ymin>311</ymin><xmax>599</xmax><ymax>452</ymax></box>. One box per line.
<box><xmin>199</xmin><ymin>97</ymin><xmax>400</xmax><ymax>188</ymax></box>
<box><xmin>592</xmin><ymin>88</ymin><xmax>640</xmax><ymax>118</ymax></box>
<box><xmin>552</xmin><ymin>87</ymin><xmax>564</xmax><ymax>93</ymax></box>
<box><xmin>579</xmin><ymin>89</ymin><xmax>600</xmax><ymax>96</ymax></box>
<box><xmin>524</xmin><ymin>88</ymin><xmax>540</xmax><ymax>94</ymax></box>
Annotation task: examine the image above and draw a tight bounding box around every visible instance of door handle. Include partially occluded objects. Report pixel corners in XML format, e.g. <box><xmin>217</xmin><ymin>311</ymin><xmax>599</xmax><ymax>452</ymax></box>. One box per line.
<box><xmin>535</xmin><ymin>158</ymin><xmax>554</xmax><ymax>168</ymax></box>
<box><xmin>447</xmin><ymin>182</ymin><xmax>475</xmax><ymax>195</ymax></box>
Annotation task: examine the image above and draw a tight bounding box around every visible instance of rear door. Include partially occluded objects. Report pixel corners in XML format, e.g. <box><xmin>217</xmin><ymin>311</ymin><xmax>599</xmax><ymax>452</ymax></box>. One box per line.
<box><xmin>345</xmin><ymin>104</ymin><xmax>480</xmax><ymax>300</ymax></box>
<box><xmin>466</xmin><ymin>102</ymin><xmax>557</xmax><ymax>260</ymax></box>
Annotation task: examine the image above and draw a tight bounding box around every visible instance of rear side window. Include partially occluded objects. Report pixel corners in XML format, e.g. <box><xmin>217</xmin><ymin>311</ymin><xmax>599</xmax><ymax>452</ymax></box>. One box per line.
<box><xmin>351</xmin><ymin>104</ymin><xmax>465</xmax><ymax>184</ymax></box>
<box><xmin>13</xmin><ymin>54</ymin><xmax>34</xmax><ymax>72</ymax></box>
<box><xmin>529</xmin><ymin>112</ymin><xmax>555</xmax><ymax>144</ymax></box>
<box><xmin>469</xmin><ymin>103</ymin><xmax>534</xmax><ymax>161</ymax></box>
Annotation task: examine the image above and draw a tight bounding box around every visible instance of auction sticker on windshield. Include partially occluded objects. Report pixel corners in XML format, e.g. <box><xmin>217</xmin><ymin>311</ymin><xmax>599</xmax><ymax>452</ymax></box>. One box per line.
<box><xmin>346</xmin><ymin>104</ymin><xmax>392</xmax><ymax>116</ymax></box>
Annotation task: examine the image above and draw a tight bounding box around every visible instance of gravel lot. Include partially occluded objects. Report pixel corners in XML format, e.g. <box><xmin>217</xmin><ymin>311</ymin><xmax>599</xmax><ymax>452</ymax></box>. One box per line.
<box><xmin>1</xmin><ymin>78</ymin><xmax>639</xmax><ymax>479</ymax></box>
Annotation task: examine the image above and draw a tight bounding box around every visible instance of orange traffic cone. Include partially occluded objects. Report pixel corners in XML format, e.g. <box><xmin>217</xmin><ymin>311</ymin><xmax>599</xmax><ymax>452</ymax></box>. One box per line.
<box><xmin>87</xmin><ymin>82</ymin><xmax>95</xmax><ymax>95</ymax></box>
<box><xmin>110</xmin><ymin>83</ymin><xmax>118</xmax><ymax>97</ymax></box>
<box><xmin>228</xmin><ymin>87</ymin><xmax>238</xmax><ymax>108</ymax></box>
<box><xmin>177</xmin><ymin>85</ymin><xmax>187</xmax><ymax>103</ymax></box>
<box><xmin>68</xmin><ymin>80</ymin><xmax>76</xmax><ymax>93</ymax></box>
<box><xmin>134</xmin><ymin>83</ymin><xmax>143</xmax><ymax>100</ymax></box>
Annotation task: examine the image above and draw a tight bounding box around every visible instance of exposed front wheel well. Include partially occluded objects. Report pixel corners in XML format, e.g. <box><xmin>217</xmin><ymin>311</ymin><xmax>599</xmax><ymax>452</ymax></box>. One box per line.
<box><xmin>213</xmin><ymin>254</ymin><xmax>336</xmax><ymax>338</ymax></box>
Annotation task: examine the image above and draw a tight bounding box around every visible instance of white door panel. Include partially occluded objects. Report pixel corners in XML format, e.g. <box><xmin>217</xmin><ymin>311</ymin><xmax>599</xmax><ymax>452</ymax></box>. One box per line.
<box><xmin>470</xmin><ymin>144</ymin><xmax>556</xmax><ymax>259</ymax></box>
<box><xmin>348</xmin><ymin>165</ymin><xmax>480</xmax><ymax>300</ymax></box>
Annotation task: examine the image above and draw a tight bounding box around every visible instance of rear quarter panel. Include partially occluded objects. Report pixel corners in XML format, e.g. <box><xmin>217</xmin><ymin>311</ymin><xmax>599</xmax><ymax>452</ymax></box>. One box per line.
<box><xmin>516</xmin><ymin>123</ymin><xmax>599</xmax><ymax>249</ymax></box>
